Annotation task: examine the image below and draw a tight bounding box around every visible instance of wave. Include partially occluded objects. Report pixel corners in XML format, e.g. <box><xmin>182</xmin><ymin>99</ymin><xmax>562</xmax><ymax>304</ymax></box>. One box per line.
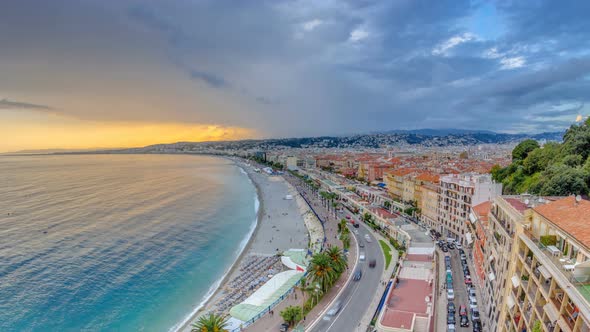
<box><xmin>170</xmin><ymin>166</ymin><xmax>260</xmax><ymax>332</ymax></box>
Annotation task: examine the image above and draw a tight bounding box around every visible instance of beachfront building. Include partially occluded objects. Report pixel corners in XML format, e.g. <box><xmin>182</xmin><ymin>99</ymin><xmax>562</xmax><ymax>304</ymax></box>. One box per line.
<box><xmin>496</xmin><ymin>196</ymin><xmax>590</xmax><ymax>332</ymax></box>
<box><xmin>437</xmin><ymin>173</ymin><xmax>502</xmax><ymax>244</ymax></box>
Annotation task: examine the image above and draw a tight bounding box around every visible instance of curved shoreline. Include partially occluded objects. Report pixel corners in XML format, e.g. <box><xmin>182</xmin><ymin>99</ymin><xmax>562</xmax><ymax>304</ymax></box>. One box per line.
<box><xmin>175</xmin><ymin>158</ymin><xmax>266</xmax><ymax>332</ymax></box>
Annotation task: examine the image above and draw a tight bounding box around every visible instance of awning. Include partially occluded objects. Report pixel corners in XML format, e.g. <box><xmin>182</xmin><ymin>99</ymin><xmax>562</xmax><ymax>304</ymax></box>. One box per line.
<box><xmin>489</xmin><ymin>272</ymin><xmax>496</xmax><ymax>281</ymax></box>
<box><xmin>544</xmin><ymin>302</ymin><xmax>559</xmax><ymax>321</ymax></box>
<box><xmin>506</xmin><ymin>294</ymin><xmax>516</xmax><ymax>309</ymax></box>
<box><xmin>466</xmin><ymin>233</ymin><xmax>474</xmax><ymax>245</ymax></box>
<box><xmin>538</xmin><ymin>265</ymin><xmax>552</xmax><ymax>279</ymax></box>
<box><xmin>511</xmin><ymin>275</ymin><xmax>520</xmax><ymax>288</ymax></box>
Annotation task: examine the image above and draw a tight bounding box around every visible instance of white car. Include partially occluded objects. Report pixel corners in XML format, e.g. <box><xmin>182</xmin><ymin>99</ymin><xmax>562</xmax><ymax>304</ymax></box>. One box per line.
<box><xmin>447</xmin><ymin>289</ymin><xmax>455</xmax><ymax>300</ymax></box>
<box><xmin>359</xmin><ymin>252</ymin><xmax>366</xmax><ymax>261</ymax></box>
<box><xmin>322</xmin><ymin>301</ymin><xmax>343</xmax><ymax>321</ymax></box>
<box><xmin>469</xmin><ymin>296</ymin><xmax>478</xmax><ymax>309</ymax></box>
<box><xmin>364</xmin><ymin>234</ymin><xmax>372</xmax><ymax>243</ymax></box>
<box><xmin>456</xmin><ymin>244</ymin><xmax>463</xmax><ymax>250</ymax></box>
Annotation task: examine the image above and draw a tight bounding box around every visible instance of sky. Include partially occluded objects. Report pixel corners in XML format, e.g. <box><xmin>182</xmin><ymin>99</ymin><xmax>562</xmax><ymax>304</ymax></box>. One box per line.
<box><xmin>1</xmin><ymin>0</ymin><xmax>590</xmax><ymax>152</ymax></box>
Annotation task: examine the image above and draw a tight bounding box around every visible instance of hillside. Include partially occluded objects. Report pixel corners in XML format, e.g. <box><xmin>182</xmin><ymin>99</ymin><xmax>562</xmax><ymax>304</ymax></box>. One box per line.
<box><xmin>492</xmin><ymin>119</ymin><xmax>590</xmax><ymax>195</ymax></box>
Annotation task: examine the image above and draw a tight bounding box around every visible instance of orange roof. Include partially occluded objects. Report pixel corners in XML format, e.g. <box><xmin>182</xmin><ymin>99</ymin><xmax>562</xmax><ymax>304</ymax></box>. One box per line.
<box><xmin>472</xmin><ymin>201</ymin><xmax>491</xmax><ymax>222</ymax></box>
<box><xmin>415</xmin><ymin>172</ymin><xmax>440</xmax><ymax>183</ymax></box>
<box><xmin>533</xmin><ymin>196</ymin><xmax>590</xmax><ymax>249</ymax></box>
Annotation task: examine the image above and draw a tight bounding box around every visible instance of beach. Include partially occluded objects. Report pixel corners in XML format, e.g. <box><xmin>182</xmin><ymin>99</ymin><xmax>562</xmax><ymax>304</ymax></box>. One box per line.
<box><xmin>178</xmin><ymin>159</ymin><xmax>312</xmax><ymax>331</ymax></box>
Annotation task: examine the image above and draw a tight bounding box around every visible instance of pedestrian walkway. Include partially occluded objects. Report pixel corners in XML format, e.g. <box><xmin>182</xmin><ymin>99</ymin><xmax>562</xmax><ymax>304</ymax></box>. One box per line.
<box><xmin>244</xmin><ymin>174</ymin><xmax>356</xmax><ymax>332</ymax></box>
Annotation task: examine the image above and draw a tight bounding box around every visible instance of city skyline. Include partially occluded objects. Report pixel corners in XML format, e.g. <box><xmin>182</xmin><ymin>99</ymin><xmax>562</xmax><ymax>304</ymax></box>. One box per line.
<box><xmin>1</xmin><ymin>0</ymin><xmax>589</xmax><ymax>152</ymax></box>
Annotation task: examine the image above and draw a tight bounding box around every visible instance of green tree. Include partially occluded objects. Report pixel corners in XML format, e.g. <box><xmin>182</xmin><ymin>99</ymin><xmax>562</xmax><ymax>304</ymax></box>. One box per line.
<box><xmin>280</xmin><ymin>306</ymin><xmax>303</xmax><ymax>326</ymax></box>
<box><xmin>539</xmin><ymin>165</ymin><xmax>589</xmax><ymax>196</ymax></box>
<box><xmin>383</xmin><ymin>200</ymin><xmax>391</xmax><ymax>209</ymax></box>
<box><xmin>338</xmin><ymin>219</ymin><xmax>347</xmax><ymax>233</ymax></box>
<box><xmin>512</xmin><ymin>139</ymin><xmax>540</xmax><ymax>161</ymax></box>
<box><xmin>325</xmin><ymin>246</ymin><xmax>347</xmax><ymax>273</ymax></box>
<box><xmin>308</xmin><ymin>252</ymin><xmax>338</xmax><ymax>293</ymax></box>
<box><xmin>340</xmin><ymin>231</ymin><xmax>351</xmax><ymax>250</ymax></box>
<box><xmin>191</xmin><ymin>313</ymin><xmax>228</xmax><ymax>332</ymax></box>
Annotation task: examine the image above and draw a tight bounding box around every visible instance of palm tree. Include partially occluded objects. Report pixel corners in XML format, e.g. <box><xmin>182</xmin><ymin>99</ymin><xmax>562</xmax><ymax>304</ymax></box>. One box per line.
<box><xmin>280</xmin><ymin>306</ymin><xmax>303</xmax><ymax>326</ymax></box>
<box><xmin>325</xmin><ymin>246</ymin><xmax>347</xmax><ymax>273</ymax></box>
<box><xmin>191</xmin><ymin>313</ymin><xmax>229</xmax><ymax>332</ymax></box>
<box><xmin>338</xmin><ymin>219</ymin><xmax>347</xmax><ymax>233</ymax></box>
<box><xmin>308</xmin><ymin>252</ymin><xmax>338</xmax><ymax>293</ymax></box>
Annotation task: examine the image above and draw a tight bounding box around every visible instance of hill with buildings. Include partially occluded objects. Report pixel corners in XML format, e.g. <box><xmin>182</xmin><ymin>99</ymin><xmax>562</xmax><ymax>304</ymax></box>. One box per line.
<box><xmin>118</xmin><ymin>129</ymin><xmax>564</xmax><ymax>154</ymax></box>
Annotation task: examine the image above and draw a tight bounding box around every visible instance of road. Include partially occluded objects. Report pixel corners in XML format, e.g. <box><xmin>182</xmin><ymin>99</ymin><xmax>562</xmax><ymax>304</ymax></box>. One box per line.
<box><xmin>309</xmin><ymin>215</ymin><xmax>385</xmax><ymax>332</ymax></box>
<box><xmin>446</xmin><ymin>247</ymin><xmax>474</xmax><ymax>331</ymax></box>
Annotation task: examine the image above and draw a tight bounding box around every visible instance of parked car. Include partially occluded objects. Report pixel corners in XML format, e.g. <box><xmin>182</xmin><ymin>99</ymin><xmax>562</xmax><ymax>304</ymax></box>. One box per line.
<box><xmin>461</xmin><ymin>259</ymin><xmax>467</xmax><ymax>266</ymax></box>
<box><xmin>279</xmin><ymin>322</ymin><xmax>290</xmax><ymax>331</ymax></box>
<box><xmin>460</xmin><ymin>315</ymin><xmax>469</xmax><ymax>327</ymax></box>
<box><xmin>463</xmin><ymin>266</ymin><xmax>470</xmax><ymax>276</ymax></box>
<box><xmin>445</xmin><ymin>256</ymin><xmax>451</xmax><ymax>263</ymax></box>
<box><xmin>459</xmin><ymin>305</ymin><xmax>467</xmax><ymax>316</ymax></box>
<box><xmin>447</xmin><ymin>289</ymin><xmax>455</xmax><ymax>300</ymax></box>
<box><xmin>469</xmin><ymin>288</ymin><xmax>477</xmax><ymax>298</ymax></box>
<box><xmin>448</xmin><ymin>243</ymin><xmax>455</xmax><ymax>250</ymax></box>
<box><xmin>369</xmin><ymin>259</ymin><xmax>376</xmax><ymax>268</ymax></box>
<box><xmin>447</xmin><ymin>313</ymin><xmax>456</xmax><ymax>325</ymax></box>
<box><xmin>458</xmin><ymin>248</ymin><xmax>465</xmax><ymax>255</ymax></box>
<box><xmin>465</xmin><ymin>276</ymin><xmax>472</xmax><ymax>286</ymax></box>
<box><xmin>456</xmin><ymin>244</ymin><xmax>463</xmax><ymax>250</ymax></box>
<box><xmin>460</xmin><ymin>254</ymin><xmax>467</xmax><ymax>260</ymax></box>
<box><xmin>353</xmin><ymin>270</ymin><xmax>362</xmax><ymax>281</ymax></box>
<box><xmin>447</xmin><ymin>281</ymin><xmax>453</xmax><ymax>290</ymax></box>
<box><xmin>447</xmin><ymin>302</ymin><xmax>456</xmax><ymax>314</ymax></box>
<box><xmin>469</xmin><ymin>296</ymin><xmax>478</xmax><ymax>309</ymax></box>
<box><xmin>473</xmin><ymin>320</ymin><xmax>482</xmax><ymax>332</ymax></box>
<box><xmin>448</xmin><ymin>324</ymin><xmax>456</xmax><ymax>332</ymax></box>
<box><xmin>442</xmin><ymin>246</ymin><xmax>448</xmax><ymax>253</ymax></box>
<box><xmin>470</xmin><ymin>308</ymin><xmax>480</xmax><ymax>321</ymax></box>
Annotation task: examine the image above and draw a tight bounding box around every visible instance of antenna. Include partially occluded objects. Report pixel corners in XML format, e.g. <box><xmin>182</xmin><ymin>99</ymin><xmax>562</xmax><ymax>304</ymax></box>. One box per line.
<box><xmin>576</xmin><ymin>195</ymin><xmax>582</xmax><ymax>203</ymax></box>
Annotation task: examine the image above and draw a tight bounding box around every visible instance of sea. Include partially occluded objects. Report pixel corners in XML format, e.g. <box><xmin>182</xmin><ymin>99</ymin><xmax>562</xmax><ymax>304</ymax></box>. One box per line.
<box><xmin>0</xmin><ymin>154</ymin><xmax>259</xmax><ymax>332</ymax></box>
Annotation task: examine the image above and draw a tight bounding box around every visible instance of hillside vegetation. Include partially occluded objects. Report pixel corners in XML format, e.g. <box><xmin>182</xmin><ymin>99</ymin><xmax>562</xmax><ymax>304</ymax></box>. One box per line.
<box><xmin>492</xmin><ymin>118</ymin><xmax>590</xmax><ymax>196</ymax></box>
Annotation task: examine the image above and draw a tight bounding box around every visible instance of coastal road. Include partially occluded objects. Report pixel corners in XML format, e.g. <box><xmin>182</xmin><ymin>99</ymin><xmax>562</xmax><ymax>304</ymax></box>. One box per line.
<box><xmin>309</xmin><ymin>220</ymin><xmax>385</xmax><ymax>332</ymax></box>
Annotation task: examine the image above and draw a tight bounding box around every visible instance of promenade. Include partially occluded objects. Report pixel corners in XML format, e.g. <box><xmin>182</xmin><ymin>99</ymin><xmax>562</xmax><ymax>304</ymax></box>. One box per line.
<box><xmin>245</xmin><ymin>172</ymin><xmax>356</xmax><ymax>331</ymax></box>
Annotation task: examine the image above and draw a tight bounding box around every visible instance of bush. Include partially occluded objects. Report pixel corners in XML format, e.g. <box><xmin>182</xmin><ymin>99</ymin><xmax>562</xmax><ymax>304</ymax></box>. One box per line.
<box><xmin>540</xmin><ymin>235</ymin><xmax>557</xmax><ymax>246</ymax></box>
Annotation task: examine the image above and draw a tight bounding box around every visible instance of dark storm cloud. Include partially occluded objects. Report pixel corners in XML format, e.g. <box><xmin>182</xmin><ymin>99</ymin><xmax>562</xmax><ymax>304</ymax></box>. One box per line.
<box><xmin>1</xmin><ymin>0</ymin><xmax>589</xmax><ymax>136</ymax></box>
<box><xmin>0</xmin><ymin>99</ymin><xmax>52</xmax><ymax>110</ymax></box>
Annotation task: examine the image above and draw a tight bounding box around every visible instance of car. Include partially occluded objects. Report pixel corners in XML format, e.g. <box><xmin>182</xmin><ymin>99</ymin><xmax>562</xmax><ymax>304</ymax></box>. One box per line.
<box><xmin>353</xmin><ymin>229</ymin><xmax>359</xmax><ymax>235</ymax></box>
<box><xmin>448</xmin><ymin>243</ymin><xmax>455</xmax><ymax>249</ymax></box>
<box><xmin>447</xmin><ymin>289</ymin><xmax>455</xmax><ymax>300</ymax></box>
<box><xmin>353</xmin><ymin>223</ymin><xmax>360</xmax><ymax>228</ymax></box>
<box><xmin>460</xmin><ymin>315</ymin><xmax>469</xmax><ymax>327</ymax></box>
<box><xmin>442</xmin><ymin>246</ymin><xmax>448</xmax><ymax>253</ymax></box>
<box><xmin>279</xmin><ymin>322</ymin><xmax>290</xmax><ymax>331</ymax></box>
<box><xmin>461</xmin><ymin>259</ymin><xmax>467</xmax><ymax>266</ymax></box>
<box><xmin>472</xmin><ymin>320</ymin><xmax>482</xmax><ymax>332</ymax></box>
<box><xmin>447</xmin><ymin>323</ymin><xmax>456</xmax><ymax>332</ymax></box>
<box><xmin>359</xmin><ymin>242</ymin><xmax>365</xmax><ymax>248</ymax></box>
<box><xmin>364</xmin><ymin>234</ymin><xmax>372</xmax><ymax>243</ymax></box>
<box><xmin>459</xmin><ymin>305</ymin><xmax>467</xmax><ymax>316</ymax></box>
<box><xmin>447</xmin><ymin>313</ymin><xmax>456</xmax><ymax>325</ymax></box>
<box><xmin>458</xmin><ymin>248</ymin><xmax>465</xmax><ymax>255</ymax></box>
<box><xmin>359</xmin><ymin>252</ymin><xmax>366</xmax><ymax>261</ymax></box>
<box><xmin>369</xmin><ymin>259</ymin><xmax>376</xmax><ymax>268</ymax></box>
<box><xmin>456</xmin><ymin>244</ymin><xmax>463</xmax><ymax>250</ymax></box>
<box><xmin>470</xmin><ymin>308</ymin><xmax>480</xmax><ymax>322</ymax></box>
<box><xmin>447</xmin><ymin>281</ymin><xmax>453</xmax><ymax>290</ymax></box>
<box><xmin>353</xmin><ymin>270</ymin><xmax>362</xmax><ymax>281</ymax></box>
<box><xmin>447</xmin><ymin>302</ymin><xmax>456</xmax><ymax>314</ymax></box>
<box><xmin>445</xmin><ymin>256</ymin><xmax>451</xmax><ymax>262</ymax></box>
<box><xmin>323</xmin><ymin>301</ymin><xmax>342</xmax><ymax>320</ymax></box>
<box><xmin>463</xmin><ymin>266</ymin><xmax>470</xmax><ymax>275</ymax></box>
<box><xmin>469</xmin><ymin>296</ymin><xmax>478</xmax><ymax>309</ymax></box>
<box><xmin>460</xmin><ymin>254</ymin><xmax>467</xmax><ymax>260</ymax></box>
<box><xmin>465</xmin><ymin>276</ymin><xmax>472</xmax><ymax>285</ymax></box>
<box><xmin>469</xmin><ymin>288</ymin><xmax>477</xmax><ymax>298</ymax></box>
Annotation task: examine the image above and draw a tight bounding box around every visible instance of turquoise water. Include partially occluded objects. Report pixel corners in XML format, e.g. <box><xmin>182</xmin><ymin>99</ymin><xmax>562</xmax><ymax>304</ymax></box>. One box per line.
<box><xmin>0</xmin><ymin>154</ymin><xmax>258</xmax><ymax>332</ymax></box>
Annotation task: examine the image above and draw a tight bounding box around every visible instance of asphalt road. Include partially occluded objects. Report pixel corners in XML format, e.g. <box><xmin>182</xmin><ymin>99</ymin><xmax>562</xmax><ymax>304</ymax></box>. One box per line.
<box><xmin>446</xmin><ymin>247</ymin><xmax>473</xmax><ymax>331</ymax></box>
<box><xmin>309</xmin><ymin>215</ymin><xmax>385</xmax><ymax>332</ymax></box>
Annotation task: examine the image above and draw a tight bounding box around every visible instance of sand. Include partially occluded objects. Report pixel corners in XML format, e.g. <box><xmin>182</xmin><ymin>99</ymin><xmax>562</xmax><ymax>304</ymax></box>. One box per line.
<box><xmin>177</xmin><ymin>159</ymin><xmax>311</xmax><ymax>331</ymax></box>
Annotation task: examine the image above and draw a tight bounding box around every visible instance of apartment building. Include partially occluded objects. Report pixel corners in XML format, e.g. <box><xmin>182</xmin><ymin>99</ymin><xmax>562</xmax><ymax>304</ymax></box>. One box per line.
<box><xmin>420</xmin><ymin>183</ymin><xmax>439</xmax><ymax>230</ymax></box>
<box><xmin>437</xmin><ymin>173</ymin><xmax>502</xmax><ymax>244</ymax></box>
<box><xmin>497</xmin><ymin>196</ymin><xmax>590</xmax><ymax>332</ymax></box>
